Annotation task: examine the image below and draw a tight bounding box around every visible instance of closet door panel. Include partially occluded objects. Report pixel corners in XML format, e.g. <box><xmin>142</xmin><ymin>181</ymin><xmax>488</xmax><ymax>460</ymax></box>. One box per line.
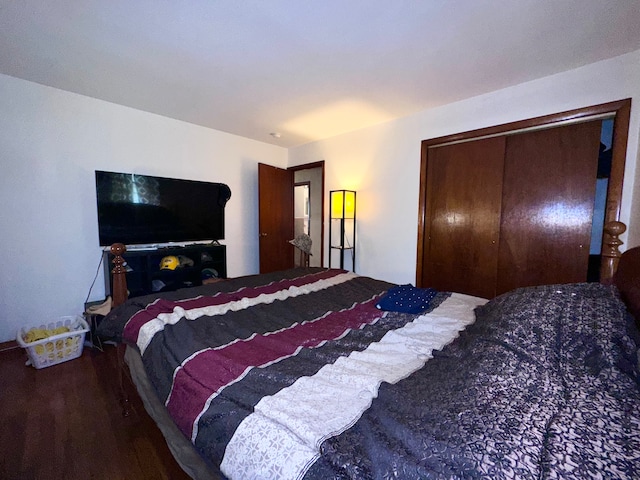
<box><xmin>422</xmin><ymin>136</ymin><xmax>505</xmax><ymax>298</ymax></box>
<box><xmin>497</xmin><ymin>121</ymin><xmax>601</xmax><ymax>294</ymax></box>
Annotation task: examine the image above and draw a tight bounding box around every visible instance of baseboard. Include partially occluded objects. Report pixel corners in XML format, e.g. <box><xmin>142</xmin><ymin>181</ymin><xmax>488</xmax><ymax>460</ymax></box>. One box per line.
<box><xmin>0</xmin><ymin>340</ymin><xmax>18</xmax><ymax>352</ymax></box>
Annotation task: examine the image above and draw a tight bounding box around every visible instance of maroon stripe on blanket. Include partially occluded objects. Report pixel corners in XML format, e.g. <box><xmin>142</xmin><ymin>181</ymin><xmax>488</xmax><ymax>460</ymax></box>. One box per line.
<box><xmin>122</xmin><ymin>269</ymin><xmax>345</xmax><ymax>344</ymax></box>
<box><xmin>166</xmin><ymin>297</ymin><xmax>384</xmax><ymax>438</ymax></box>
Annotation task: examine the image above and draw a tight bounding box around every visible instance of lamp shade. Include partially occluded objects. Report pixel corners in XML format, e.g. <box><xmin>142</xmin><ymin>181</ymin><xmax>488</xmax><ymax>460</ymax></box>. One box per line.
<box><xmin>329</xmin><ymin>189</ymin><xmax>356</xmax><ymax>272</ymax></box>
<box><xmin>331</xmin><ymin>190</ymin><xmax>356</xmax><ymax>219</ymax></box>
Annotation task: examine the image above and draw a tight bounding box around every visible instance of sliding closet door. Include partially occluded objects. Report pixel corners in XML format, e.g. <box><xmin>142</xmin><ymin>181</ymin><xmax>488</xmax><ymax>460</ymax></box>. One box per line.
<box><xmin>496</xmin><ymin>120</ymin><xmax>601</xmax><ymax>294</ymax></box>
<box><xmin>421</xmin><ymin>136</ymin><xmax>505</xmax><ymax>298</ymax></box>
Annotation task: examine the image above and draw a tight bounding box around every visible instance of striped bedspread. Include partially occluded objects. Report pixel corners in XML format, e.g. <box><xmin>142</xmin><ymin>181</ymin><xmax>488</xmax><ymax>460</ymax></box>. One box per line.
<box><xmin>99</xmin><ymin>268</ymin><xmax>640</xmax><ymax>479</ymax></box>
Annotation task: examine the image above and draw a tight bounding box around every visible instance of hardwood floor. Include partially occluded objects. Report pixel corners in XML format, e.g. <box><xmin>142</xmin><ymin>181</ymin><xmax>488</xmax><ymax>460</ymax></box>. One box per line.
<box><xmin>0</xmin><ymin>344</ymin><xmax>192</xmax><ymax>480</ymax></box>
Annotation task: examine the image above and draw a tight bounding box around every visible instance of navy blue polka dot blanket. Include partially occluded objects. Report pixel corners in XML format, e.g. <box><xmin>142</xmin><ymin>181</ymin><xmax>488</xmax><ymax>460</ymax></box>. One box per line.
<box><xmin>376</xmin><ymin>284</ymin><xmax>439</xmax><ymax>313</ymax></box>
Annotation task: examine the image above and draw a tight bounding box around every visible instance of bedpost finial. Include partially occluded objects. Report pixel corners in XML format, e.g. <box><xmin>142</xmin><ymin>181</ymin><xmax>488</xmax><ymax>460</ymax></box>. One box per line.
<box><xmin>602</xmin><ymin>221</ymin><xmax>626</xmax><ymax>256</ymax></box>
<box><xmin>111</xmin><ymin>242</ymin><xmax>126</xmax><ymax>257</ymax></box>
<box><xmin>600</xmin><ymin>221</ymin><xmax>626</xmax><ymax>282</ymax></box>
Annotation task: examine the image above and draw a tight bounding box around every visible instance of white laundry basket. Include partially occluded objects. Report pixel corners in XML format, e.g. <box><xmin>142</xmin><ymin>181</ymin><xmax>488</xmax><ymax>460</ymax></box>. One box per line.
<box><xmin>16</xmin><ymin>316</ymin><xmax>89</xmax><ymax>369</ymax></box>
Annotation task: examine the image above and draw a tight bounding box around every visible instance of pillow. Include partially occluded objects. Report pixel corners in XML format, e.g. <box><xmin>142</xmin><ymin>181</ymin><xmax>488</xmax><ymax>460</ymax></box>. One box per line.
<box><xmin>613</xmin><ymin>246</ymin><xmax>640</xmax><ymax>323</ymax></box>
<box><xmin>376</xmin><ymin>284</ymin><xmax>438</xmax><ymax>314</ymax></box>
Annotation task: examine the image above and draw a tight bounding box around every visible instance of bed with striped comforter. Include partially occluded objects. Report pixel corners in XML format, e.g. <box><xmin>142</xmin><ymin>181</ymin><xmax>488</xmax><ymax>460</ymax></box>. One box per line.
<box><xmin>98</xmin><ymin>267</ymin><xmax>640</xmax><ymax>479</ymax></box>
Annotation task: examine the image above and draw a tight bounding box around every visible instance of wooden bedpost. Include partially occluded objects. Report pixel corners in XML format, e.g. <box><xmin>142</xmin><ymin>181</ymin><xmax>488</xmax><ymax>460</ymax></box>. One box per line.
<box><xmin>600</xmin><ymin>221</ymin><xmax>626</xmax><ymax>282</ymax></box>
<box><xmin>110</xmin><ymin>243</ymin><xmax>128</xmax><ymax>307</ymax></box>
<box><xmin>109</xmin><ymin>242</ymin><xmax>132</xmax><ymax>416</ymax></box>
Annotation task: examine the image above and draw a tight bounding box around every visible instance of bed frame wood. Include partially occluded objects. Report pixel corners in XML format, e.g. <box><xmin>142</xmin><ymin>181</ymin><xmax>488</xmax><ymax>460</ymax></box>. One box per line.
<box><xmin>108</xmin><ymin>221</ymin><xmax>628</xmax><ymax>308</ymax></box>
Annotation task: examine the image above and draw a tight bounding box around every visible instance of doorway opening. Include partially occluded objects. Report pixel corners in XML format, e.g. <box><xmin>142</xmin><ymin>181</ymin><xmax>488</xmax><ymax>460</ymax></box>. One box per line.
<box><xmin>292</xmin><ymin>164</ymin><xmax>324</xmax><ymax>267</ymax></box>
<box><xmin>294</xmin><ymin>183</ymin><xmax>310</xmax><ymax>236</ymax></box>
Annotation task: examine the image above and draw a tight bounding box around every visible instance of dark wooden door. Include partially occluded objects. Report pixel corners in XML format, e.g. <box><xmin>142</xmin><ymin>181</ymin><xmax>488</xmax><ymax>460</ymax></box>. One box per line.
<box><xmin>421</xmin><ymin>136</ymin><xmax>506</xmax><ymax>298</ymax></box>
<box><xmin>258</xmin><ymin>163</ymin><xmax>295</xmax><ymax>273</ymax></box>
<box><xmin>496</xmin><ymin>120</ymin><xmax>601</xmax><ymax>294</ymax></box>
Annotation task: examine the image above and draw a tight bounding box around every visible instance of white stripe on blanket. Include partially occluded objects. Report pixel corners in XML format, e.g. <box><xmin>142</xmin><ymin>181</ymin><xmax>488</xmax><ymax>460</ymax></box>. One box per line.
<box><xmin>137</xmin><ymin>272</ymin><xmax>357</xmax><ymax>354</ymax></box>
<box><xmin>219</xmin><ymin>293</ymin><xmax>487</xmax><ymax>480</ymax></box>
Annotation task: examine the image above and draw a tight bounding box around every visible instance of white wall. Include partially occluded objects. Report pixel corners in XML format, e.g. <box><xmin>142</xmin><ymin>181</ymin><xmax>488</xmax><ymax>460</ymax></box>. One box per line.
<box><xmin>0</xmin><ymin>73</ymin><xmax>287</xmax><ymax>342</ymax></box>
<box><xmin>289</xmin><ymin>49</ymin><xmax>640</xmax><ymax>285</ymax></box>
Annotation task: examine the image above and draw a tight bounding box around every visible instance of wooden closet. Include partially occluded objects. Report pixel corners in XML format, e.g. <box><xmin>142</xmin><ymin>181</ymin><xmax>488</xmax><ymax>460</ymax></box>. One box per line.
<box><xmin>416</xmin><ymin>100</ymin><xmax>631</xmax><ymax>298</ymax></box>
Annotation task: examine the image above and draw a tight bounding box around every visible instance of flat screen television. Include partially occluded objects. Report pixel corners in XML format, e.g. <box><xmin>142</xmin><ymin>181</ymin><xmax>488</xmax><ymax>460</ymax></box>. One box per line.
<box><xmin>95</xmin><ymin>170</ymin><xmax>231</xmax><ymax>246</ymax></box>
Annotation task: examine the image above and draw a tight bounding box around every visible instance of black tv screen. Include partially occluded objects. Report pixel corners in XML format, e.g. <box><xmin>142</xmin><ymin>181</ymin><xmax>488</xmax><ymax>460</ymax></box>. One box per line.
<box><xmin>95</xmin><ymin>170</ymin><xmax>231</xmax><ymax>246</ymax></box>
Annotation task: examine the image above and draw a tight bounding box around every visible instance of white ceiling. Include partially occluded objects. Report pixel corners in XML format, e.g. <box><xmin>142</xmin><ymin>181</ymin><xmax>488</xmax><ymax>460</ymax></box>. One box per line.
<box><xmin>1</xmin><ymin>1</ymin><xmax>640</xmax><ymax>148</ymax></box>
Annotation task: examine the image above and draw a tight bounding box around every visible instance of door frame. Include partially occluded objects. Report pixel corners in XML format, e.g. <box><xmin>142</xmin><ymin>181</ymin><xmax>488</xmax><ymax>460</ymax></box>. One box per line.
<box><xmin>416</xmin><ymin>98</ymin><xmax>631</xmax><ymax>286</ymax></box>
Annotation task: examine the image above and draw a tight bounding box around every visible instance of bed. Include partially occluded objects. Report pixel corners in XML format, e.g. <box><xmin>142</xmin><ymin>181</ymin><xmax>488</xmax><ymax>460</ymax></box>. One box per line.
<box><xmin>97</xmin><ymin>227</ymin><xmax>640</xmax><ymax>479</ymax></box>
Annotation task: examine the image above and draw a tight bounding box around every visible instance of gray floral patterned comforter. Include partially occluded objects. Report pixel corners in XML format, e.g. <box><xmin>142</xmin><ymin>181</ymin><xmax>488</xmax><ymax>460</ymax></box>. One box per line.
<box><xmin>307</xmin><ymin>282</ymin><xmax>640</xmax><ymax>479</ymax></box>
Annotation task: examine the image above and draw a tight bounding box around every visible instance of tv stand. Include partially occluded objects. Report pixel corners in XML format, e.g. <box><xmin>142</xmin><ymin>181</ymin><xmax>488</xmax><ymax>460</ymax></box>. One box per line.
<box><xmin>104</xmin><ymin>244</ymin><xmax>227</xmax><ymax>298</ymax></box>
